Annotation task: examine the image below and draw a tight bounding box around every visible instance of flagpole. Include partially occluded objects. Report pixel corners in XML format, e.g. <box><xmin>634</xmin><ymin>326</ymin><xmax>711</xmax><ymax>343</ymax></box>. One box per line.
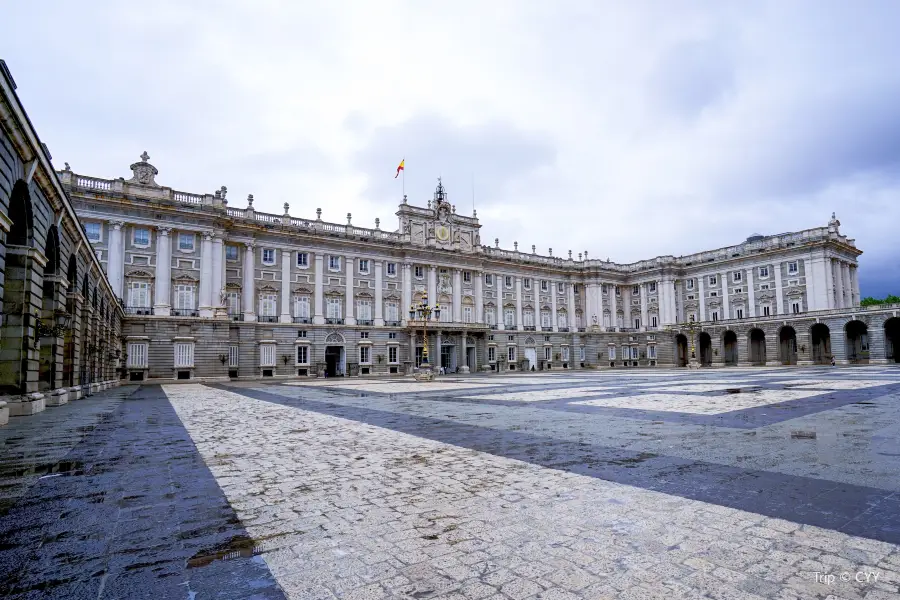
<box><xmin>402</xmin><ymin>160</ymin><xmax>406</xmax><ymax>198</ymax></box>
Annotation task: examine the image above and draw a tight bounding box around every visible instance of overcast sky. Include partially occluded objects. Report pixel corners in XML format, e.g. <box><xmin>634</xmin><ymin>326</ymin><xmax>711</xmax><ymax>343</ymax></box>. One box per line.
<box><xmin>4</xmin><ymin>1</ymin><xmax>898</xmax><ymax>296</ymax></box>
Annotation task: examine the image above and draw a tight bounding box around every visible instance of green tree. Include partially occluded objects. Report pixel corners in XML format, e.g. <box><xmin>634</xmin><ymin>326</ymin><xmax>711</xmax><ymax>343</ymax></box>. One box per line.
<box><xmin>860</xmin><ymin>294</ymin><xmax>900</xmax><ymax>306</ymax></box>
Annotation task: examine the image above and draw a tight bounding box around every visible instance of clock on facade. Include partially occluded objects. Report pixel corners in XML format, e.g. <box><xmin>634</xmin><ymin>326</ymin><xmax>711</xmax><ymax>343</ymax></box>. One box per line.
<box><xmin>435</xmin><ymin>225</ymin><xmax>450</xmax><ymax>242</ymax></box>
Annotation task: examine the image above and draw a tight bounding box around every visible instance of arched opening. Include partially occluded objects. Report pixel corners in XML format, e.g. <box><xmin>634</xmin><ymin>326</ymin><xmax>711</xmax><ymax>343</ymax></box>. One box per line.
<box><xmin>0</xmin><ymin>180</ymin><xmax>35</xmax><ymax>395</ymax></box>
<box><xmin>886</xmin><ymin>318</ymin><xmax>900</xmax><ymax>364</ymax></box>
<box><xmin>723</xmin><ymin>331</ymin><xmax>738</xmax><ymax>365</ymax></box>
<box><xmin>845</xmin><ymin>320</ymin><xmax>869</xmax><ymax>364</ymax></box>
<box><xmin>675</xmin><ymin>334</ymin><xmax>688</xmax><ymax>367</ymax></box>
<box><xmin>698</xmin><ymin>332</ymin><xmax>712</xmax><ymax>366</ymax></box>
<box><xmin>749</xmin><ymin>328</ymin><xmax>766</xmax><ymax>365</ymax></box>
<box><xmin>810</xmin><ymin>323</ymin><xmax>831</xmax><ymax>365</ymax></box>
<box><xmin>63</xmin><ymin>254</ymin><xmax>78</xmax><ymax>386</ymax></box>
<box><xmin>39</xmin><ymin>225</ymin><xmax>62</xmax><ymax>392</ymax></box>
<box><xmin>779</xmin><ymin>326</ymin><xmax>797</xmax><ymax>365</ymax></box>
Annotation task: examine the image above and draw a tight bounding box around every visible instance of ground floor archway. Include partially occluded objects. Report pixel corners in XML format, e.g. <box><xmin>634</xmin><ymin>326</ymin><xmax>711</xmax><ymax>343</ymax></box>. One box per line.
<box><xmin>885</xmin><ymin>318</ymin><xmax>900</xmax><ymax>363</ymax></box>
<box><xmin>845</xmin><ymin>320</ymin><xmax>869</xmax><ymax>364</ymax></box>
<box><xmin>810</xmin><ymin>323</ymin><xmax>831</xmax><ymax>364</ymax></box>
<box><xmin>698</xmin><ymin>332</ymin><xmax>712</xmax><ymax>366</ymax></box>
<box><xmin>675</xmin><ymin>334</ymin><xmax>688</xmax><ymax>367</ymax></box>
<box><xmin>779</xmin><ymin>326</ymin><xmax>797</xmax><ymax>365</ymax></box>
<box><xmin>325</xmin><ymin>345</ymin><xmax>344</xmax><ymax>377</ymax></box>
<box><xmin>723</xmin><ymin>331</ymin><xmax>738</xmax><ymax>365</ymax></box>
<box><xmin>749</xmin><ymin>329</ymin><xmax>766</xmax><ymax>365</ymax></box>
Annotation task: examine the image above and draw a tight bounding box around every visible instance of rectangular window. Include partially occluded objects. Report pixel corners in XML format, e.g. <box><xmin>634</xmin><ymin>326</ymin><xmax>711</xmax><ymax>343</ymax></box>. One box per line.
<box><xmin>387</xmin><ymin>262</ymin><xmax>396</xmax><ymax>276</ymax></box>
<box><xmin>788</xmin><ymin>261</ymin><xmax>799</xmax><ymax>274</ymax></box>
<box><xmin>463</xmin><ymin>305</ymin><xmax>473</xmax><ymax>323</ymax></box>
<box><xmin>133</xmin><ymin>228</ymin><xmax>150</xmax><ymax>246</ymax></box>
<box><xmin>463</xmin><ymin>271</ymin><xmax>471</xmax><ymax>283</ymax></box>
<box><xmin>388</xmin><ymin>332</ymin><xmax>397</xmax><ymax>339</ymax></box>
<box><xmin>709</xmin><ymin>275</ymin><xmax>717</xmax><ymax>285</ymax></box>
<box><xmin>759</xmin><ymin>266</ymin><xmax>769</xmax><ymax>278</ymax></box>
<box><xmin>791</xmin><ymin>301</ymin><xmax>801</xmax><ymax>314</ymax></box>
<box><xmin>561</xmin><ymin>347</ymin><xmax>570</xmax><ymax>361</ymax></box>
<box><xmin>733</xmin><ymin>271</ymin><xmax>743</xmax><ymax>282</ymax></box>
<box><xmin>358</xmin><ymin>259</ymin><xmax>370</xmax><ymax>274</ymax></box>
<box><xmin>174</xmin><ymin>343</ymin><xmax>194</xmax><ymax>368</ymax></box>
<box><xmin>296</xmin><ymin>252</ymin><xmax>309</xmax><ymax>267</ymax></box>
<box><xmin>488</xmin><ymin>346</ymin><xmax>496</xmax><ymax>362</ymax></box>
<box><xmin>508</xmin><ymin>335</ymin><xmax>515</xmax><ymax>342</ymax></box>
<box><xmin>710</xmin><ymin>291</ymin><xmax>718</xmax><ymax>297</ymax></box>
<box><xmin>762</xmin><ymin>305</ymin><xmax>771</xmax><ymax>316</ymax></box>
<box><xmin>297</xmin><ymin>330</ymin><xmax>307</xmax><ymax>338</ymax></box>
<box><xmin>541</xmin><ymin>311</ymin><xmax>551</xmax><ymax>327</ymax></box>
<box><xmin>788</xmin><ymin>279</ymin><xmax>799</xmax><ymax>287</ymax></box>
<box><xmin>505</xmin><ymin>276</ymin><xmax>513</xmax><ymax>288</ymax></box>
<box><xmin>651</xmin><ymin>316</ymin><xmax>658</xmax><ymax>327</ymax></box>
<box><xmin>504</xmin><ymin>308</ymin><xmax>515</xmax><ymax>327</ymax></box>
<box><xmin>359</xmin><ymin>346</ymin><xmax>371</xmax><ymax>364</ymax></box>
<box><xmin>262</xmin><ymin>248</ymin><xmax>276</xmax><ymax>264</ymax></box>
<box><xmin>226</xmin><ymin>291</ymin><xmax>240</xmax><ymax>315</ymax></box>
<box><xmin>259</xmin><ymin>294</ymin><xmax>277</xmax><ymax>317</ymax></box>
<box><xmin>544</xmin><ymin>346</ymin><xmax>552</xmax><ymax>361</ymax></box>
<box><xmin>686</xmin><ymin>279</ymin><xmax>695</xmax><ymax>290</ymax></box>
<box><xmin>259</xmin><ymin>344</ymin><xmax>275</xmax><ymax>367</ymax></box>
<box><xmin>385</xmin><ymin>301</ymin><xmax>399</xmax><ymax>322</ymax></box>
<box><xmin>178</xmin><ymin>233</ymin><xmax>194</xmax><ymax>252</ymax></box>
<box><xmin>485</xmin><ymin>308</ymin><xmax>495</xmax><ymax>325</ymax></box>
<box><xmin>508</xmin><ymin>346</ymin><xmax>517</xmax><ymax>362</ymax></box>
<box><xmin>523</xmin><ymin>311</ymin><xmax>534</xmax><ymax>327</ymax></box>
<box><xmin>296</xmin><ymin>345</ymin><xmax>309</xmax><ymax>365</ymax></box>
<box><xmin>174</xmin><ymin>285</ymin><xmax>195</xmax><ymax>310</ymax></box>
<box><xmin>558</xmin><ymin>282</ymin><xmax>565</xmax><ymax>294</ymax></box>
<box><xmin>647</xmin><ymin>345</ymin><xmax>657</xmax><ymax>359</ymax></box>
<box><xmin>128</xmin><ymin>281</ymin><xmax>151</xmax><ymax>308</ymax></box>
<box><xmin>523</xmin><ymin>278</ymin><xmax>531</xmax><ymax>290</ymax></box>
<box><xmin>687</xmin><ymin>295</ymin><xmax>695</xmax><ymax>301</ymax></box>
<box><xmin>360</xmin><ymin>331</ymin><xmax>369</xmax><ymax>339</ymax></box>
<box><xmin>415</xmin><ymin>266</ymin><xmax>424</xmax><ymax>279</ymax></box>
<box><xmin>760</xmin><ymin>284</ymin><xmax>770</xmax><ymax>290</ymax></box>
<box><xmin>736</xmin><ymin>308</ymin><xmax>744</xmax><ymax>319</ymax></box>
<box><xmin>541</xmin><ymin>280</ymin><xmax>549</xmax><ymax>292</ymax></box>
<box><xmin>226</xmin><ymin>245</ymin><xmax>239</xmax><ymax>260</ymax></box>
<box><xmin>712</xmin><ymin>311</ymin><xmax>719</xmax><ymax>322</ymax></box>
<box><xmin>326</xmin><ymin>297</ymin><xmax>342</xmax><ymax>319</ymax></box>
<box><xmin>294</xmin><ymin>296</ymin><xmax>310</xmax><ymax>318</ymax></box>
<box><xmin>439</xmin><ymin>303</ymin><xmax>451</xmax><ymax>323</ymax></box>
<box><xmin>85</xmin><ymin>222</ymin><xmax>101</xmax><ymax>242</ymax></box>
<box><xmin>127</xmin><ymin>342</ymin><xmax>148</xmax><ymax>368</ymax></box>
<box><xmin>329</xmin><ymin>256</ymin><xmax>341</xmax><ymax>270</ymax></box>
<box><xmin>649</xmin><ymin>282</ymin><xmax>657</xmax><ymax>293</ymax></box>
<box><xmin>485</xmin><ymin>273</ymin><xmax>493</xmax><ymax>286</ymax></box>
<box><xmin>615</xmin><ymin>286</ymin><xmax>621</xmax><ymax>296</ymax></box>
<box><xmin>229</xmin><ymin>345</ymin><xmax>239</xmax><ymax>367</ymax></box>
<box><xmin>688</xmin><ymin>312</ymin><xmax>697</xmax><ymax>322</ymax></box>
<box><xmin>633</xmin><ymin>285</ymin><xmax>640</xmax><ymax>296</ymax></box>
<box><xmin>388</xmin><ymin>346</ymin><xmax>398</xmax><ymax>363</ymax></box>
<box><xmin>357</xmin><ymin>299</ymin><xmax>372</xmax><ymax>320</ymax></box>
<box><xmin>634</xmin><ymin>317</ymin><xmax>641</xmax><ymax>329</ymax></box>
<box><xmin>608</xmin><ymin>347</ymin><xmax>617</xmax><ymax>361</ymax></box>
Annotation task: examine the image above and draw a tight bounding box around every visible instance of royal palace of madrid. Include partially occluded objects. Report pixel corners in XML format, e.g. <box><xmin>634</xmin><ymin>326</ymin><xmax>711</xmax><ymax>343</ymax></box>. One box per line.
<box><xmin>1</xmin><ymin>60</ymin><xmax>899</xmax><ymax>422</ymax></box>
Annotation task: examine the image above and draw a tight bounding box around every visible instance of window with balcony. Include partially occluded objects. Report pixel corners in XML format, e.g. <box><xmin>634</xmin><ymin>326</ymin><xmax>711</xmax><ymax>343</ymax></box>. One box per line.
<box><xmin>485</xmin><ymin>308</ymin><xmax>495</xmax><ymax>325</ymax></box>
<box><xmin>541</xmin><ymin>311</ymin><xmax>551</xmax><ymax>328</ymax></box>
<box><xmin>504</xmin><ymin>308</ymin><xmax>515</xmax><ymax>327</ymax></box>
<box><xmin>326</xmin><ymin>297</ymin><xmax>342</xmax><ymax>320</ymax></box>
<box><xmin>736</xmin><ymin>308</ymin><xmax>744</xmax><ymax>319</ymax></box>
<box><xmin>385</xmin><ymin>301</ymin><xmax>399</xmax><ymax>323</ymax></box>
<box><xmin>259</xmin><ymin>294</ymin><xmax>277</xmax><ymax>318</ymax></box>
<box><xmin>294</xmin><ymin>296</ymin><xmax>310</xmax><ymax>320</ymax></box>
<box><xmin>463</xmin><ymin>306</ymin><xmax>473</xmax><ymax>323</ymax></box>
<box><xmin>128</xmin><ymin>281</ymin><xmax>150</xmax><ymax>309</ymax></box>
<box><xmin>227</xmin><ymin>291</ymin><xmax>240</xmax><ymax>316</ymax></box>
<box><xmin>791</xmin><ymin>301</ymin><xmax>801</xmax><ymax>314</ymax></box>
<box><xmin>174</xmin><ymin>284</ymin><xmax>195</xmax><ymax>312</ymax></box>
<box><xmin>357</xmin><ymin>299</ymin><xmax>372</xmax><ymax>322</ymax></box>
<box><xmin>762</xmin><ymin>305</ymin><xmax>771</xmax><ymax>316</ymax></box>
<box><xmin>523</xmin><ymin>310</ymin><xmax>534</xmax><ymax>327</ymax></box>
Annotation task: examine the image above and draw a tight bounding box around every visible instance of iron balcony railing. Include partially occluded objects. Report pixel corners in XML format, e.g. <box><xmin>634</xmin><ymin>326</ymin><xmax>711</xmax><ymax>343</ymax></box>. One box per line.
<box><xmin>325</xmin><ymin>318</ymin><xmax>344</xmax><ymax>325</ymax></box>
<box><xmin>259</xmin><ymin>316</ymin><xmax>277</xmax><ymax>323</ymax></box>
<box><xmin>172</xmin><ymin>309</ymin><xmax>199</xmax><ymax>317</ymax></box>
<box><xmin>292</xmin><ymin>316</ymin><xmax>311</xmax><ymax>324</ymax></box>
<box><xmin>125</xmin><ymin>306</ymin><xmax>152</xmax><ymax>315</ymax></box>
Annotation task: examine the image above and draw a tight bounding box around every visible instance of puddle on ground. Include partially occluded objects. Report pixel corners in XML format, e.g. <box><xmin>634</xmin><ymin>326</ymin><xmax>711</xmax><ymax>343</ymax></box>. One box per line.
<box><xmin>187</xmin><ymin>535</ymin><xmax>262</xmax><ymax>568</ymax></box>
<box><xmin>0</xmin><ymin>460</ymin><xmax>85</xmax><ymax>479</ymax></box>
<box><xmin>790</xmin><ymin>430</ymin><xmax>817</xmax><ymax>440</ymax></box>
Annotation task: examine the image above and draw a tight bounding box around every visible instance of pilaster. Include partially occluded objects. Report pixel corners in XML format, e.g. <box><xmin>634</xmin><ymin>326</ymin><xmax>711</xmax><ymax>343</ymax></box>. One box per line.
<box><xmin>242</xmin><ymin>243</ymin><xmax>257</xmax><ymax>322</ymax></box>
<box><xmin>374</xmin><ymin>261</ymin><xmax>385</xmax><ymax>326</ymax></box>
<box><xmin>153</xmin><ymin>227</ymin><xmax>172</xmax><ymax>316</ymax></box>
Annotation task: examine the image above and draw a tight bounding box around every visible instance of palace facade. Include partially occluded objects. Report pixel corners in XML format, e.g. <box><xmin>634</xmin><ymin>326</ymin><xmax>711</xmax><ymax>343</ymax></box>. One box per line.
<box><xmin>58</xmin><ymin>150</ymin><xmax>898</xmax><ymax>382</ymax></box>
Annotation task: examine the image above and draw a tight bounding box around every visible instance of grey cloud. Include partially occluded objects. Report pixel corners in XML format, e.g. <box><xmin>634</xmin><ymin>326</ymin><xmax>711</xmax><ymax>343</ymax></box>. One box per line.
<box><xmin>648</xmin><ymin>38</ymin><xmax>735</xmax><ymax>120</ymax></box>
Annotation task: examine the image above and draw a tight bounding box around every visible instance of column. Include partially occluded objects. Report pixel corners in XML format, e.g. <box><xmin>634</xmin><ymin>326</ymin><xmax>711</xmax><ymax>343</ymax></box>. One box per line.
<box><xmin>153</xmin><ymin>227</ymin><xmax>172</xmax><ymax>315</ymax></box>
<box><xmin>775</xmin><ymin>263</ymin><xmax>785</xmax><ymax>315</ymax></box>
<box><xmin>697</xmin><ymin>276</ymin><xmax>706</xmax><ymax>321</ymax></box>
<box><xmin>453</xmin><ymin>269</ymin><xmax>462</xmax><ymax>323</ymax></box>
<box><xmin>850</xmin><ymin>265</ymin><xmax>860</xmax><ymax>306</ymax></box>
<box><xmin>515</xmin><ymin>276</ymin><xmax>523</xmax><ymax>330</ymax></box>
<box><xmin>474</xmin><ymin>270</ymin><xmax>484</xmax><ymax>323</ymax></box>
<box><xmin>428</xmin><ymin>267</ymin><xmax>437</xmax><ymax>320</ymax></box>
<box><xmin>107</xmin><ymin>220</ymin><xmax>125</xmax><ymax>300</ymax></box>
<box><xmin>199</xmin><ymin>233</ymin><xmax>214</xmax><ymax>317</ymax></box>
<box><xmin>551</xmin><ymin>280</ymin><xmax>558</xmax><ymax>332</ymax></box>
<box><xmin>823</xmin><ymin>256</ymin><xmax>835</xmax><ymax>309</ymax></box>
<box><xmin>211</xmin><ymin>235</ymin><xmax>224</xmax><ymax>308</ymax></box>
<box><xmin>460</xmin><ymin>333</ymin><xmax>468</xmax><ymax>373</ymax></box>
<box><xmin>832</xmin><ymin>259</ymin><xmax>844</xmax><ymax>309</ymax></box>
<box><xmin>746</xmin><ymin>268</ymin><xmax>756</xmax><ymax>318</ymax></box>
<box><xmin>675</xmin><ymin>280</ymin><xmax>683</xmax><ymax>323</ymax></box>
<box><xmin>567</xmin><ymin>283</ymin><xmax>577</xmax><ymax>330</ymax></box>
<box><xmin>242</xmin><ymin>243</ymin><xmax>257</xmax><ymax>322</ymax></box>
<box><xmin>608</xmin><ymin>285</ymin><xmax>617</xmax><ymax>330</ymax></box>
<box><xmin>313</xmin><ymin>252</ymin><xmax>324</xmax><ymax>325</ymax></box>
<box><xmin>497</xmin><ymin>272</ymin><xmax>506</xmax><ymax>330</ymax></box>
<box><xmin>436</xmin><ymin>331</ymin><xmax>442</xmax><ymax>371</ymax></box>
<box><xmin>280</xmin><ymin>249</ymin><xmax>291</xmax><ymax>323</ymax></box>
<box><xmin>640</xmin><ymin>283</ymin><xmax>648</xmax><ymax>330</ymax></box>
<box><xmin>841</xmin><ymin>262</ymin><xmax>852</xmax><ymax>309</ymax></box>
<box><xmin>623</xmin><ymin>286</ymin><xmax>632</xmax><ymax>329</ymax></box>
<box><xmin>401</xmin><ymin>263</ymin><xmax>412</xmax><ymax>326</ymax></box>
<box><xmin>374</xmin><ymin>260</ymin><xmax>384</xmax><ymax>326</ymax></box>
<box><xmin>721</xmin><ymin>273</ymin><xmax>730</xmax><ymax>320</ymax></box>
<box><xmin>345</xmin><ymin>255</ymin><xmax>355</xmax><ymax>325</ymax></box>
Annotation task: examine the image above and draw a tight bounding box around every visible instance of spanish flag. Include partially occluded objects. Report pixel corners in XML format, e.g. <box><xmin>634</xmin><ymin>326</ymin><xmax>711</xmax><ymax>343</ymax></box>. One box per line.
<box><xmin>394</xmin><ymin>159</ymin><xmax>405</xmax><ymax>178</ymax></box>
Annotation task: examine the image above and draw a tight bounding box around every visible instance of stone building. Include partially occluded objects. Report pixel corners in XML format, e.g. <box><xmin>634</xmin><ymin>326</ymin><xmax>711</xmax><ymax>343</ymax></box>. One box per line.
<box><xmin>0</xmin><ymin>60</ymin><xmax>123</xmax><ymax>424</ymax></box>
<box><xmin>58</xmin><ymin>149</ymin><xmax>898</xmax><ymax>382</ymax></box>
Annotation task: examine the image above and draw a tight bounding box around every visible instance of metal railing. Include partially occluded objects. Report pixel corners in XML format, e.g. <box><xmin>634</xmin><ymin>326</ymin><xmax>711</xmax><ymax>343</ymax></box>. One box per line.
<box><xmin>125</xmin><ymin>306</ymin><xmax>152</xmax><ymax>315</ymax></box>
<box><xmin>292</xmin><ymin>317</ymin><xmax>311</xmax><ymax>324</ymax></box>
<box><xmin>172</xmin><ymin>309</ymin><xmax>199</xmax><ymax>317</ymax></box>
<box><xmin>259</xmin><ymin>316</ymin><xmax>277</xmax><ymax>323</ymax></box>
<box><xmin>325</xmin><ymin>318</ymin><xmax>344</xmax><ymax>325</ymax></box>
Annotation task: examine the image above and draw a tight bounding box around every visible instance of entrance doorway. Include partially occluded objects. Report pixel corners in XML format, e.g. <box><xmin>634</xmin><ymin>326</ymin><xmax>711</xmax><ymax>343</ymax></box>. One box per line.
<box><xmin>723</xmin><ymin>331</ymin><xmax>738</xmax><ymax>365</ymax></box>
<box><xmin>698</xmin><ymin>332</ymin><xmax>712</xmax><ymax>366</ymax></box>
<box><xmin>440</xmin><ymin>344</ymin><xmax>456</xmax><ymax>372</ymax></box>
<box><xmin>845</xmin><ymin>320</ymin><xmax>869</xmax><ymax>363</ymax></box>
<box><xmin>325</xmin><ymin>346</ymin><xmax>344</xmax><ymax>377</ymax></box>
<box><xmin>779</xmin><ymin>326</ymin><xmax>797</xmax><ymax>365</ymax></box>
<box><xmin>467</xmin><ymin>346</ymin><xmax>476</xmax><ymax>371</ymax></box>
<box><xmin>675</xmin><ymin>334</ymin><xmax>688</xmax><ymax>367</ymax></box>
<box><xmin>810</xmin><ymin>323</ymin><xmax>831</xmax><ymax>364</ymax></box>
<box><xmin>886</xmin><ymin>318</ymin><xmax>900</xmax><ymax>363</ymax></box>
<box><xmin>524</xmin><ymin>348</ymin><xmax>537</xmax><ymax>371</ymax></box>
<box><xmin>749</xmin><ymin>329</ymin><xmax>766</xmax><ymax>364</ymax></box>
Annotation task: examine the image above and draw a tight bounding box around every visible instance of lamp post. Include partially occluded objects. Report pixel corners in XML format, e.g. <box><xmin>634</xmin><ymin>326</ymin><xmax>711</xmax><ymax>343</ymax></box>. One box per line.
<box><xmin>683</xmin><ymin>315</ymin><xmax>702</xmax><ymax>369</ymax></box>
<box><xmin>409</xmin><ymin>292</ymin><xmax>441</xmax><ymax>381</ymax></box>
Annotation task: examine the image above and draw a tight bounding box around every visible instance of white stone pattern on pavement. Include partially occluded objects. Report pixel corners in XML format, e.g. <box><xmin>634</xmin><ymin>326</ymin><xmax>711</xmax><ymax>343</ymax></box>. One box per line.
<box><xmin>164</xmin><ymin>384</ymin><xmax>900</xmax><ymax>600</ymax></box>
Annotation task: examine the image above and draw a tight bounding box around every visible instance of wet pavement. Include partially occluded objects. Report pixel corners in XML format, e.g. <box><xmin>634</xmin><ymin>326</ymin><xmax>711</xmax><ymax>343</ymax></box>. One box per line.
<box><xmin>1</xmin><ymin>367</ymin><xmax>900</xmax><ymax>599</ymax></box>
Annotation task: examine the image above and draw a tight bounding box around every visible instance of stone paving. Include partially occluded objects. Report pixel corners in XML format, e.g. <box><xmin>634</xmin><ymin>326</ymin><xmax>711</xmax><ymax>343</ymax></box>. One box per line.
<box><xmin>1</xmin><ymin>367</ymin><xmax>900</xmax><ymax>599</ymax></box>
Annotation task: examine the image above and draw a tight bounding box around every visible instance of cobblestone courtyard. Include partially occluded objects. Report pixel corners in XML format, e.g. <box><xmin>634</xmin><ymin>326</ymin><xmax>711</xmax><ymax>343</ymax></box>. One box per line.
<box><xmin>2</xmin><ymin>367</ymin><xmax>900</xmax><ymax>599</ymax></box>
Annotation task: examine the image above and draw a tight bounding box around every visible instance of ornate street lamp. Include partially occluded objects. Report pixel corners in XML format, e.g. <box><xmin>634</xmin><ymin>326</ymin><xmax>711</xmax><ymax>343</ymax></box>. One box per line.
<box><xmin>409</xmin><ymin>292</ymin><xmax>441</xmax><ymax>381</ymax></box>
<box><xmin>683</xmin><ymin>315</ymin><xmax>702</xmax><ymax>369</ymax></box>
